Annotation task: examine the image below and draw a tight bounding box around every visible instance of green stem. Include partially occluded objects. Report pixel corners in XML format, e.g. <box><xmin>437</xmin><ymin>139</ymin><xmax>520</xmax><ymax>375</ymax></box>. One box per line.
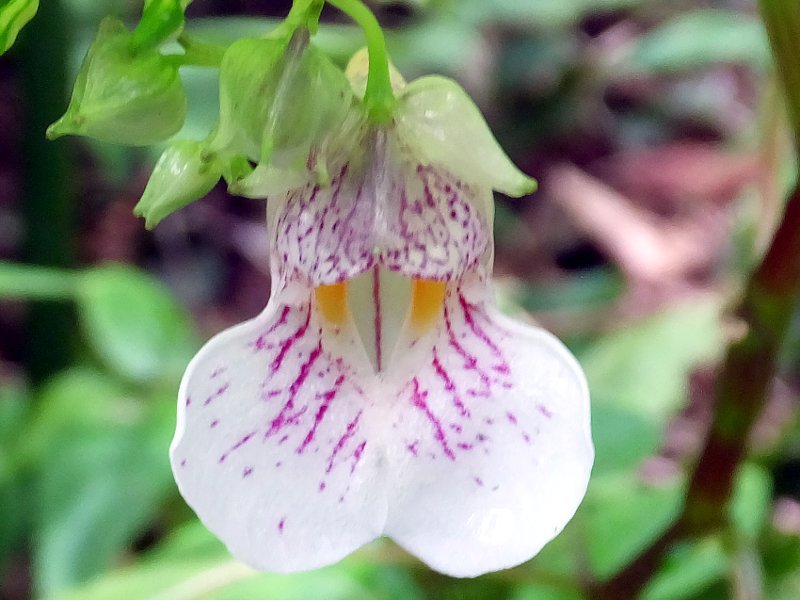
<box><xmin>325</xmin><ymin>0</ymin><xmax>395</xmax><ymax>123</ymax></box>
<box><xmin>176</xmin><ymin>33</ymin><xmax>227</xmax><ymax>67</ymax></box>
<box><xmin>592</xmin><ymin>3</ymin><xmax>800</xmax><ymax>598</ymax></box>
<box><xmin>18</xmin><ymin>0</ymin><xmax>77</xmax><ymax>383</ymax></box>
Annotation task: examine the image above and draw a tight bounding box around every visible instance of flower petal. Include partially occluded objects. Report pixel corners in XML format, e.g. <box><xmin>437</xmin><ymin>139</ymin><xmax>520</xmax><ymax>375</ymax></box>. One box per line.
<box><xmin>270</xmin><ymin>137</ymin><xmax>491</xmax><ymax>285</ymax></box>
<box><xmin>396</xmin><ymin>76</ymin><xmax>537</xmax><ymax>198</ymax></box>
<box><xmin>382</xmin><ymin>274</ymin><xmax>592</xmax><ymax>577</ymax></box>
<box><xmin>171</xmin><ymin>285</ymin><xmax>388</xmax><ymax>572</ymax></box>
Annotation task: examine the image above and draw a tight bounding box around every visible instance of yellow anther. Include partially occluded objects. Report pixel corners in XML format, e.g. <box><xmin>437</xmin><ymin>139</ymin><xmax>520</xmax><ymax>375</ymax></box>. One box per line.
<box><xmin>410</xmin><ymin>279</ymin><xmax>447</xmax><ymax>331</ymax></box>
<box><xmin>315</xmin><ymin>281</ymin><xmax>349</xmax><ymax>325</ymax></box>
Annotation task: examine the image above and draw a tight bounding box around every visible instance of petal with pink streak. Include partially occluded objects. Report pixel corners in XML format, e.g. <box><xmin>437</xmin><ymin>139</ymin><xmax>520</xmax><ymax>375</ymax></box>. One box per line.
<box><xmin>383</xmin><ymin>279</ymin><xmax>593</xmax><ymax>577</ymax></box>
<box><xmin>170</xmin><ymin>290</ymin><xmax>388</xmax><ymax>572</ymax></box>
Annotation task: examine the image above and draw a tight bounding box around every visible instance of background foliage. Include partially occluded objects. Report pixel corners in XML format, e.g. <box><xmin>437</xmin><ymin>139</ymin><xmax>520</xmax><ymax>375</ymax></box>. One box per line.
<box><xmin>1</xmin><ymin>0</ymin><xmax>799</xmax><ymax>599</ymax></box>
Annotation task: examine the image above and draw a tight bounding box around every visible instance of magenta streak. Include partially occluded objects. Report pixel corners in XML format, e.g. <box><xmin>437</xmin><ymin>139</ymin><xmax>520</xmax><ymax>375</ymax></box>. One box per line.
<box><xmin>537</xmin><ymin>404</ymin><xmax>554</xmax><ymax>419</ymax></box>
<box><xmin>254</xmin><ymin>305</ymin><xmax>291</xmax><ymax>350</ymax></box>
<box><xmin>278</xmin><ymin>517</ymin><xmax>286</xmax><ymax>533</ymax></box>
<box><xmin>218</xmin><ymin>431</ymin><xmax>256</xmax><ymax>463</ymax></box>
<box><xmin>350</xmin><ymin>440</ymin><xmax>367</xmax><ymax>473</ymax></box>
<box><xmin>210</xmin><ymin>367</ymin><xmax>226</xmax><ymax>379</ymax></box>
<box><xmin>406</xmin><ymin>441</ymin><xmax>419</xmax><ymax>456</ymax></box>
<box><xmin>443</xmin><ymin>302</ymin><xmax>491</xmax><ymax>395</ymax></box>
<box><xmin>432</xmin><ymin>351</ymin><xmax>470</xmax><ymax>418</ymax></box>
<box><xmin>243</xmin><ymin>467</ymin><xmax>253</xmax><ymax>477</ymax></box>
<box><xmin>410</xmin><ymin>378</ymin><xmax>456</xmax><ymax>461</ymax></box>
<box><xmin>264</xmin><ymin>341</ymin><xmax>322</xmax><ymax>439</ymax></box>
<box><xmin>372</xmin><ymin>266</ymin><xmax>383</xmax><ymax>371</ymax></box>
<box><xmin>507</xmin><ymin>411</ymin><xmax>518</xmax><ymax>425</ymax></box>
<box><xmin>458</xmin><ymin>293</ymin><xmax>505</xmax><ymax>359</ymax></box>
<box><xmin>326</xmin><ymin>410</ymin><xmax>362</xmax><ymax>474</ymax></box>
<box><xmin>203</xmin><ymin>383</ymin><xmax>229</xmax><ymax>406</ymax></box>
<box><xmin>296</xmin><ymin>374</ymin><xmax>345</xmax><ymax>454</ymax></box>
<box><xmin>269</xmin><ymin>304</ymin><xmax>312</xmax><ymax>372</ymax></box>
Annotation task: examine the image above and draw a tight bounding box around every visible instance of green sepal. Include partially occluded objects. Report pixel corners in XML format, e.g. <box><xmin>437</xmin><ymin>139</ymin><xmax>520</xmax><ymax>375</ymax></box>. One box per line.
<box><xmin>131</xmin><ymin>0</ymin><xmax>191</xmax><ymax>50</ymax></box>
<box><xmin>210</xmin><ymin>34</ymin><xmax>356</xmax><ymax>197</ymax></box>
<box><xmin>0</xmin><ymin>0</ymin><xmax>38</xmax><ymax>55</ymax></box>
<box><xmin>47</xmin><ymin>17</ymin><xmax>186</xmax><ymax>146</ymax></box>
<box><xmin>396</xmin><ymin>75</ymin><xmax>537</xmax><ymax>197</ymax></box>
<box><xmin>134</xmin><ymin>140</ymin><xmax>221</xmax><ymax>228</ymax></box>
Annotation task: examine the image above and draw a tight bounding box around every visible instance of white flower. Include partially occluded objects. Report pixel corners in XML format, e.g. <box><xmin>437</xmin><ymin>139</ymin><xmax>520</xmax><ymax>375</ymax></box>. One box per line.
<box><xmin>170</xmin><ymin>61</ymin><xmax>593</xmax><ymax>578</ymax></box>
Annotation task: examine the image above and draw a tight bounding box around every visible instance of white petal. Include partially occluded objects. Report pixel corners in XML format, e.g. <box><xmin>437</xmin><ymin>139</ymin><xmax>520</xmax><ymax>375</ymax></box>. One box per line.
<box><xmin>395</xmin><ymin>76</ymin><xmax>537</xmax><ymax>198</ymax></box>
<box><xmin>171</xmin><ymin>286</ymin><xmax>388</xmax><ymax>572</ymax></box>
<box><xmin>382</xmin><ymin>275</ymin><xmax>593</xmax><ymax>577</ymax></box>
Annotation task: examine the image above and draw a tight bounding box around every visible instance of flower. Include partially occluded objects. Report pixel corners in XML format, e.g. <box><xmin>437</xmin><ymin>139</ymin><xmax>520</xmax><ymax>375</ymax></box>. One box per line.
<box><xmin>170</xmin><ymin>52</ymin><xmax>593</xmax><ymax>578</ymax></box>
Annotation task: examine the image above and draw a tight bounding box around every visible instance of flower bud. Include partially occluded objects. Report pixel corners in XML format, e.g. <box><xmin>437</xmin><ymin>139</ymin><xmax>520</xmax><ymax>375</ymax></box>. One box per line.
<box><xmin>47</xmin><ymin>17</ymin><xmax>186</xmax><ymax>146</ymax></box>
<box><xmin>209</xmin><ymin>33</ymin><xmax>355</xmax><ymax>193</ymax></box>
<box><xmin>134</xmin><ymin>140</ymin><xmax>221</xmax><ymax>228</ymax></box>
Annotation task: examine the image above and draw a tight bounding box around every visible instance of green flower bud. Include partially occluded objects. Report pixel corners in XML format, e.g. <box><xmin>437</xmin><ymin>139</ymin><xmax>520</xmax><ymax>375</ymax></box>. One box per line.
<box><xmin>47</xmin><ymin>17</ymin><xmax>186</xmax><ymax>146</ymax></box>
<box><xmin>209</xmin><ymin>32</ymin><xmax>355</xmax><ymax>193</ymax></box>
<box><xmin>0</xmin><ymin>0</ymin><xmax>39</xmax><ymax>55</ymax></box>
<box><xmin>134</xmin><ymin>140</ymin><xmax>221</xmax><ymax>228</ymax></box>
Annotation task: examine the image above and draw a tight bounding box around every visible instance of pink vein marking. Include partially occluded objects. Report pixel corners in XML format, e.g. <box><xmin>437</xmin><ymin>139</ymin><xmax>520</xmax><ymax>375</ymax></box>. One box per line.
<box><xmin>350</xmin><ymin>440</ymin><xmax>367</xmax><ymax>473</ymax></box>
<box><xmin>265</xmin><ymin>339</ymin><xmax>323</xmax><ymax>439</ymax></box>
<box><xmin>296</xmin><ymin>374</ymin><xmax>345</xmax><ymax>454</ymax></box>
<box><xmin>203</xmin><ymin>383</ymin><xmax>229</xmax><ymax>406</ymax></box>
<box><xmin>443</xmin><ymin>301</ymin><xmax>491</xmax><ymax>395</ymax></box>
<box><xmin>270</xmin><ymin>304</ymin><xmax>312</xmax><ymax>372</ymax></box>
<box><xmin>458</xmin><ymin>292</ymin><xmax>504</xmax><ymax>358</ymax></box>
<box><xmin>372</xmin><ymin>266</ymin><xmax>383</xmax><ymax>371</ymax></box>
<box><xmin>326</xmin><ymin>410</ymin><xmax>362</xmax><ymax>474</ymax></box>
<box><xmin>254</xmin><ymin>305</ymin><xmax>291</xmax><ymax>350</ymax></box>
<box><xmin>219</xmin><ymin>431</ymin><xmax>257</xmax><ymax>463</ymax></box>
<box><xmin>410</xmin><ymin>378</ymin><xmax>456</xmax><ymax>461</ymax></box>
<box><xmin>432</xmin><ymin>350</ymin><xmax>470</xmax><ymax>418</ymax></box>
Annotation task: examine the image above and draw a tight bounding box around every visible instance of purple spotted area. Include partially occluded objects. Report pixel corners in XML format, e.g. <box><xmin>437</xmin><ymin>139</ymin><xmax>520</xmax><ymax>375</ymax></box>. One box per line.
<box><xmin>271</xmin><ymin>159</ymin><xmax>488</xmax><ymax>286</ymax></box>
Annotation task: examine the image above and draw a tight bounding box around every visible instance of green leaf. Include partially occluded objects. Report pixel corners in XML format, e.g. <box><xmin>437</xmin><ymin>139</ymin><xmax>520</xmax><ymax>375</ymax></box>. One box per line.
<box><xmin>0</xmin><ymin>0</ymin><xmax>38</xmax><ymax>54</ymax></box>
<box><xmin>622</xmin><ymin>9</ymin><xmax>770</xmax><ymax>74</ymax></box>
<box><xmin>45</xmin><ymin>522</ymin><xmax>381</xmax><ymax>600</ymax></box>
<box><xmin>511</xmin><ymin>583</ymin><xmax>585</xmax><ymax>600</ymax></box>
<box><xmin>0</xmin><ymin>261</ymin><xmax>77</xmax><ymax>300</ymax></box>
<box><xmin>583</xmin><ymin>472</ymin><xmax>684</xmax><ymax>580</ymax></box>
<box><xmin>640</xmin><ymin>538</ymin><xmax>728</xmax><ymax>600</ymax></box>
<box><xmin>32</xmin><ymin>370</ymin><xmax>176</xmax><ymax>595</ymax></box>
<box><xmin>579</xmin><ymin>299</ymin><xmax>722</xmax><ymax>423</ymax></box>
<box><xmin>730</xmin><ymin>463</ymin><xmax>772</xmax><ymax>543</ymax></box>
<box><xmin>76</xmin><ymin>264</ymin><xmax>198</xmax><ymax>383</ymax></box>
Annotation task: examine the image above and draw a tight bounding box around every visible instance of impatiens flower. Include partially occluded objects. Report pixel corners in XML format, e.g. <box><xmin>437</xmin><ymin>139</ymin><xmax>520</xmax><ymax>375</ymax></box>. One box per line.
<box><xmin>170</xmin><ymin>52</ymin><xmax>593</xmax><ymax>578</ymax></box>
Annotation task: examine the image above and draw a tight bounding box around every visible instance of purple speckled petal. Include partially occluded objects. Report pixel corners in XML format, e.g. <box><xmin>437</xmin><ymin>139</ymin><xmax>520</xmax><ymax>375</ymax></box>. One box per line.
<box><xmin>170</xmin><ymin>285</ymin><xmax>388</xmax><ymax>572</ymax></box>
<box><xmin>382</xmin><ymin>273</ymin><xmax>593</xmax><ymax>577</ymax></box>
<box><xmin>270</xmin><ymin>131</ymin><xmax>490</xmax><ymax>286</ymax></box>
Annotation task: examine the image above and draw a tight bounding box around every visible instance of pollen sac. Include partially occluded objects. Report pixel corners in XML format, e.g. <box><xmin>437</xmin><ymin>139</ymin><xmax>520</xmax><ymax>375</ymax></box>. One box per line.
<box><xmin>46</xmin><ymin>17</ymin><xmax>186</xmax><ymax>146</ymax></box>
<box><xmin>270</xmin><ymin>136</ymin><xmax>490</xmax><ymax>286</ymax></box>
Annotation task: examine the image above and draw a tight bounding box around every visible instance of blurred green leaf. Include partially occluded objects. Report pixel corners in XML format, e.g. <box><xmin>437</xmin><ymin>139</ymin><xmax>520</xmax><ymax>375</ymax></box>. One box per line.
<box><xmin>76</xmin><ymin>264</ymin><xmax>198</xmax><ymax>383</ymax></box>
<box><xmin>511</xmin><ymin>583</ymin><xmax>585</xmax><ymax>600</ymax></box>
<box><xmin>0</xmin><ymin>381</ymin><xmax>31</xmax><ymax>568</ymax></box>
<box><xmin>517</xmin><ymin>269</ymin><xmax>625</xmax><ymax>313</ymax></box>
<box><xmin>46</xmin><ymin>521</ymin><xmax>387</xmax><ymax>600</ymax></box>
<box><xmin>640</xmin><ymin>538</ymin><xmax>728</xmax><ymax>600</ymax></box>
<box><xmin>621</xmin><ymin>9</ymin><xmax>770</xmax><ymax>74</ymax></box>
<box><xmin>583</xmin><ymin>471</ymin><xmax>684</xmax><ymax>580</ymax></box>
<box><xmin>32</xmin><ymin>369</ymin><xmax>175</xmax><ymax>595</ymax></box>
<box><xmin>0</xmin><ymin>0</ymin><xmax>39</xmax><ymax>54</ymax></box>
<box><xmin>0</xmin><ymin>261</ymin><xmax>77</xmax><ymax>300</ymax></box>
<box><xmin>730</xmin><ymin>463</ymin><xmax>772</xmax><ymax>543</ymax></box>
<box><xmin>579</xmin><ymin>300</ymin><xmax>722</xmax><ymax>423</ymax></box>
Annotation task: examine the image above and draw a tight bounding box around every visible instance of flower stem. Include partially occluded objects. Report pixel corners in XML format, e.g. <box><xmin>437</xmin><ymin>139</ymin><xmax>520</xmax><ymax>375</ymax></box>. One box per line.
<box><xmin>325</xmin><ymin>0</ymin><xmax>395</xmax><ymax>123</ymax></box>
<box><xmin>592</xmin><ymin>3</ymin><xmax>800</xmax><ymax>598</ymax></box>
<box><xmin>176</xmin><ymin>33</ymin><xmax>227</xmax><ymax>67</ymax></box>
